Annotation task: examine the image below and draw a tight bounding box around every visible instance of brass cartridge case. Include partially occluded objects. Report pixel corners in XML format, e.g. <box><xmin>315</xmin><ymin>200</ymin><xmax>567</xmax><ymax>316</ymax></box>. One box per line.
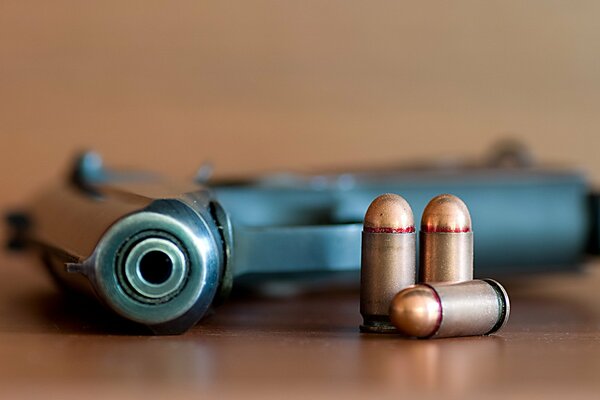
<box><xmin>360</xmin><ymin>194</ymin><xmax>416</xmax><ymax>333</ymax></box>
<box><xmin>419</xmin><ymin>194</ymin><xmax>473</xmax><ymax>283</ymax></box>
<box><xmin>389</xmin><ymin>279</ymin><xmax>510</xmax><ymax>339</ymax></box>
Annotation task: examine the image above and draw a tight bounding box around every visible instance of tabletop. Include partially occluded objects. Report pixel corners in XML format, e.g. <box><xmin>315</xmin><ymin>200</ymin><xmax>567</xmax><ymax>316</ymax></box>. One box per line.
<box><xmin>1</xmin><ymin>247</ymin><xmax>600</xmax><ymax>399</ymax></box>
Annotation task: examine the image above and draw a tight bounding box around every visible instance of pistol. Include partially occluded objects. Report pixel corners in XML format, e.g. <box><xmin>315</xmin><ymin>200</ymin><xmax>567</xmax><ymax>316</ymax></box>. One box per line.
<box><xmin>7</xmin><ymin>145</ymin><xmax>599</xmax><ymax>334</ymax></box>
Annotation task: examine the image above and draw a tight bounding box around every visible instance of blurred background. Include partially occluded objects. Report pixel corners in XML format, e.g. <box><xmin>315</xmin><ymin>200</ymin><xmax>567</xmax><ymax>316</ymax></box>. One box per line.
<box><xmin>1</xmin><ymin>1</ymin><xmax>600</xmax><ymax>208</ymax></box>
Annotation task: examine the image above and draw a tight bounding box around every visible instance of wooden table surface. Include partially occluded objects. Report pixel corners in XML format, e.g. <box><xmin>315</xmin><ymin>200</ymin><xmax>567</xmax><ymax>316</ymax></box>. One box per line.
<box><xmin>1</xmin><ymin>246</ymin><xmax>600</xmax><ymax>399</ymax></box>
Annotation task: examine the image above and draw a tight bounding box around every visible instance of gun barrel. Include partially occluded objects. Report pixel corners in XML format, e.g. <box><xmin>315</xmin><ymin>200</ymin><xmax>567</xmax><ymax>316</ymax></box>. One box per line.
<box><xmin>13</xmin><ymin>178</ymin><xmax>227</xmax><ymax>334</ymax></box>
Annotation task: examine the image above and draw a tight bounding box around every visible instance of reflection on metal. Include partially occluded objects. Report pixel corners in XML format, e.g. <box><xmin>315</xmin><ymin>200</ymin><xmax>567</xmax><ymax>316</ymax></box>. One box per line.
<box><xmin>389</xmin><ymin>279</ymin><xmax>510</xmax><ymax>338</ymax></box>
<box><xmin>360</xmin><ymin>194</ymin><xmax>416</xmax><ymax>333</ymax></box>
<box><xmin>419</xmin><ymin>194</ymin><xmax>473</xmax><ymax>283</ymax></box>
<box><xmin>121</xmin><ymin>237</ymin><xmax>188</xmax><ymax>301</ymax></box>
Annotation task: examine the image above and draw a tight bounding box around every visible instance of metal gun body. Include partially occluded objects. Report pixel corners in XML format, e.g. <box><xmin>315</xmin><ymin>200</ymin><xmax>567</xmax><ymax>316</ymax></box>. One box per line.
<box><xmin>221</xmin><ymin>168</ymin><xmax>589</xmax><ymax>276</ymax></box>
<box><xmin>7</xmin><ymin>154</ymin><xmax>593</xmax><ymax>334</ymax></box>
<box><xmin>18</xmin><ymin>178</ymin><xmax>229</xmax><ymax>334</ymax></box>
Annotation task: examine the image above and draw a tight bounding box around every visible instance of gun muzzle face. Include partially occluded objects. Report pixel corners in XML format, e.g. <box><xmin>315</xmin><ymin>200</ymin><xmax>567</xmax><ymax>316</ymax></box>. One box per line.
<box><xmin>89</xmin><ymin>204</ymin><xmax>225</xmax><ymax>334</ymax></box>
<box><xmin>120</xmin><ymin>237</ymin><xmax>188</xmax><ymax>302</ymax></box>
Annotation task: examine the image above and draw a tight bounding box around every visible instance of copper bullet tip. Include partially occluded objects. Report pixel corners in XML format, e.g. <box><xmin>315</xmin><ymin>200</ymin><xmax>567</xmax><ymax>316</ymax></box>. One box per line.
<box><xmin>421</xmin><ymin>194</ymin><xmax>472</xmax><ymax>233</ymax></box>
<box><xmin>389</xmin><ymin>285</ymin><xmax>441</xmax><ymax>338</ymax></box>
<box><xmin>363</xmin><ymin>194</ymin><xmax>415</xmax><ymax>233</ymax></box>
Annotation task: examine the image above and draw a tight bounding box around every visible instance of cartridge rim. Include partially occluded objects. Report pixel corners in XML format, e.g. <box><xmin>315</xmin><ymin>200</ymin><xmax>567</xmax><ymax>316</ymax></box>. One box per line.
<box><xmin>483</xmin><ymin>279</ymin><xmax>511</xmax><ymax>334</ymax></box>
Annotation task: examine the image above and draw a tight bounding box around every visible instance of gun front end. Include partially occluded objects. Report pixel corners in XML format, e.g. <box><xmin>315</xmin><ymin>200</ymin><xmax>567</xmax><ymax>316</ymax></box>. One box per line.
<box><xmin>7</xmin><ymin>157</ymin><xmax>231</xmax><ymax>334</ymax></box>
